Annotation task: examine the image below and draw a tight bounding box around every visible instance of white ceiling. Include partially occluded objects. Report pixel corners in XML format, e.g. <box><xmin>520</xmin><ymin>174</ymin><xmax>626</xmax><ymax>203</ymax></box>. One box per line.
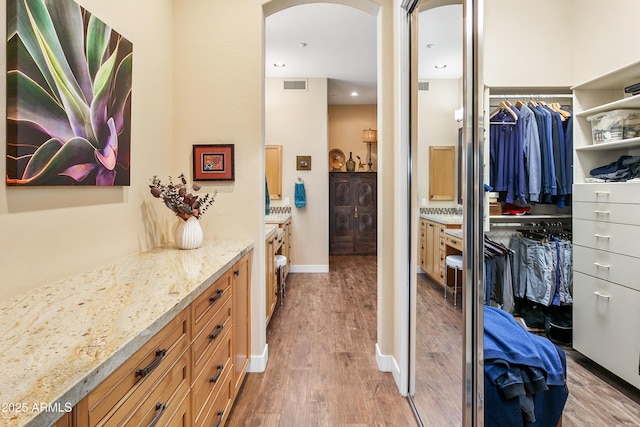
<box><xmin>265</xmin><ymin>3</ymin><xmax>462</xmax><ymax>105</ymax></box>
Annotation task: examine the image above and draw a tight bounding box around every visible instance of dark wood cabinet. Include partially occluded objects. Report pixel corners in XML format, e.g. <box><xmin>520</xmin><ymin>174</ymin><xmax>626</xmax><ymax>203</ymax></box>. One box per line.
<box><xmin>329</xmin><ymin>172</ymin><xmax>377</xmax><ymax>255</ymax></box>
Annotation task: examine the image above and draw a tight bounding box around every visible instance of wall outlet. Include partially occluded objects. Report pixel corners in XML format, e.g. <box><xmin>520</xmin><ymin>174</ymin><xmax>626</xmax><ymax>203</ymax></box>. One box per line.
<box><xmin>284</xmin><ymin>197</ymin><xmax>290</xmax><ymax>206</ymax></box>
<box><xmin>421</xmin><ymin>198</ymin><xmax>427</xmax><ymax>207</ymax></box>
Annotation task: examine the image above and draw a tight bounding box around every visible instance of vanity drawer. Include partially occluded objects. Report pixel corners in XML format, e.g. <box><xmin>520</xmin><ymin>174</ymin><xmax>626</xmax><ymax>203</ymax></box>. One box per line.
<box><xmin>446</xmin><ymin>234</ymin><xmax>463</xmax><ymax>251</ymax></box>
<box><xmin>573</xmin><ymin>272</ymin><xmax>640</xmax><ymax>389</ymax></box>
<box><xmin>573</xmin><ymin>218</ymin><xmax>640</xmax><ymax>258</ymax></box>
<box><xmin>192</xmin><ymin>326</ymin><xmax>232</xmax><ymax>424</ymax></box>
<box><xmin>191</xmin><ymin>295</ymin><xmax>232</xmax><ymax>374</ymax></box>
<box><xmin>573</xmin><ymin>183</ymin><xmax>640</xmax><ymax>203</ymax></box>
<box><xmin>573</xmin><ymin>246</ymin><xmax>640</xmax><ymax>292</ymax></box>
<box><xmin>196</xmin><ymin>367</ymin><xmax>233</xmax><ymax>427</ymax></box>
<box><xmin>192</xmin><ymin>269</ymin><xmax>232</xmax><ymax>338</ymax></box>
<box><xmin>110</xmin><ymin>349</ymin><xmax>190</xmax><ymax>427</ymax></box>
<box><xmin>573</xmin><ymin>201</ymin><xmax>640</xmax><ymax>226</ymax></box>
<box><xmin>86</xmin><ymin>309</ymin><xmax>189</xmax><ymax>426</ymax></box>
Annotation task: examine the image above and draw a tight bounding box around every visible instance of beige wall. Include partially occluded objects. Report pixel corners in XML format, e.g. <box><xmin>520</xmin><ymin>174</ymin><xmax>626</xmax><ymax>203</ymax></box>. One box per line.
<box><xmin>329</xmin><ymin>104</ymin><xmax>378</xmax><ymax>171</ymax></box>
<box><xmin>0</xmin><ymin>0</ymin><xmax>175</xmax><ymax>299</ymax></box>
<box><xmin>266</xmin><ymin>77</ymin><xmax>329</xmax><ymax>271</ymax></box>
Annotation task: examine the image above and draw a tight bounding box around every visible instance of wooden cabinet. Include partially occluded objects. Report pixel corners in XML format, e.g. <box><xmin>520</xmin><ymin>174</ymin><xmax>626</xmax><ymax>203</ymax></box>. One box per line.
<box><xmin>282</xmin><ymin>218</ymin><xmax>292</xmax><ymax>277</ymax></box>
<box><xmin>265</xmin><ymin>145</ymin><xmax>282</xmax><ymax>200</ymax></box>
<box><xmin>265</xmin><ymin>230</ymin><xmax>278</xmax><ymax>324</ymax></box>
<box><xmin>75</xmin><ymin>252</ymin><xmax>252</xmax><ymax>427</ymax></box>
<box><xmin>329</xmin><ymin>172</ymin><xmax>377</xmax><ymax>255</ymax></box>
<box><xmin>420</xmin><ymin>218</ymin><xmax>461</xmax><ymax>286</ymax></box>
<box><xmin>429</xmin><ymin>146</ymin><xmax>455</xmax><ymax>201</ymax></box>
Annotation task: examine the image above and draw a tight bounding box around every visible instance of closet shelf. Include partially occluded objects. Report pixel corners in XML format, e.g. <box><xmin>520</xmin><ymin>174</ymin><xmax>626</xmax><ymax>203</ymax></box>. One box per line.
<box><xmin>571</xmin><ymin>59</ymin><xmax>640</xmax><ymax>90</ymax></box>
<box><xmin>575</xmin><ymin>136</ymin><xmax>640</xmax><ymax>151</ymax></box>
<box><xmin>489</xmin><ymin>214</ymin><xmax>572</xmax><ymax>223</ymax></box>
<box><xmin>575</xmin><ymin>95</ymin><xmax>640</xmax><ymax>117</ymax></box>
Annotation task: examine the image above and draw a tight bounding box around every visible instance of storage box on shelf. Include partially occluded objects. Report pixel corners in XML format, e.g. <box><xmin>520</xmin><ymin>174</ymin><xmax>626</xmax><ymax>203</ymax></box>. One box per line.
<box><xmin>586</xmin><ymin>109</ymin><xmax>640</xmax><ymax>144</ymax></box>
<box><xmin>572</xmin><ymin>60</ymin><xmax>640</xmax><ymax>390</ymax></box>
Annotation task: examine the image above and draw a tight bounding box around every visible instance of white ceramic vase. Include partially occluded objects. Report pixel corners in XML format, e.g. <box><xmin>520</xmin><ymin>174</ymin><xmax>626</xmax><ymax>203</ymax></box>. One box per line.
<box><xmin>174</xmin><ymin>216</ymin><xmax>203</xmax><ymax>250</ymax></box>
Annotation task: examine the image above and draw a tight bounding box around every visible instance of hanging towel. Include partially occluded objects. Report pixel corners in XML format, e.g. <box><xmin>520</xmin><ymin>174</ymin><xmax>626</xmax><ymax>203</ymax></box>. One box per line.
<box><xmin>294</xmin><ymin>182</ymin><xmax>306</xmax><ymax>208</ymax></box>
<box><xmin>265</xmin><ymin>176</ymin><xmax>271</xmax><ymax>215</ymax></box>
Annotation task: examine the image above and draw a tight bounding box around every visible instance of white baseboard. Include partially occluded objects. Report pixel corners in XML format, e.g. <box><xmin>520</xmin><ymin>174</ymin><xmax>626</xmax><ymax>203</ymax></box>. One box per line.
<box><xmin>376</xmin><ymin>343</ymin><xmax>401</xmax><ymax>386</ymax></box>
<box><xmin>247</xmin><ymin>343</ymin><xmax>268</xmax><ymax>372</ymax></box>
<box><xmin>289</xmin><ymin>264</ymin><xmax>329</xmax><ymax>273</ymax></box>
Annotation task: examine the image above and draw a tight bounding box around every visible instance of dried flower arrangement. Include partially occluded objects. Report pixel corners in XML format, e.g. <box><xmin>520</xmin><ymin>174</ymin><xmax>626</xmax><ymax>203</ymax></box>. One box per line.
<box><xmin>149</xmin><ymin>173</ymin><xmax>216</xmax><ymax>220</ymax></box>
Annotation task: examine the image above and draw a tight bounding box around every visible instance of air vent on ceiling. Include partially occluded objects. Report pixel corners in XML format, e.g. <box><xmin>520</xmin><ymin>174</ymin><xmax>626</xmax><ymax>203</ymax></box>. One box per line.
<box><xmin>418</xmin><ymin>81</ymin><xmax>430</xmax><ymax>91</ymax></box>
<box><xmin>283</xmin><ymin>79</ymin><xmax>307</xmax><ymax>91</ymax></box>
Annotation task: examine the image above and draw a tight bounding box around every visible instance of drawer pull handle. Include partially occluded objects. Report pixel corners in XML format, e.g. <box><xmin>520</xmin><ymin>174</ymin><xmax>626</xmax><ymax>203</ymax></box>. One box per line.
<box><xmin>214</xmin><ymin>410</ymin><xmax>225</xmax><ymax>427</ymax></box>
<box><xmin>209</xmin><ymin>289</ymin><xmax>224</xmax><ymax>304</ymax></box>
<box><xmin>147</xmin><ymin>403</ymin><xmax>166</xmax><ymax>427</ymax></box>
<box><xmin>593</xmin><ymin>291</ymin><xmax>610</xmax><ymax>299</ymax></box>
<box><xmin>136</xmin><ymin>349</ymin><xmax>166</xmax><ymax>378</ymax></box>
<box><xmin>210</xmin><ymin>364</ymin><xmax>224</xmax><ymax>383</ymax></box>
<box><xmin>593</xmin><ymin>262</ymin><xmax>610</xmax><ymax>269</ymax></box>
<box><xmin>593</xmin><ymin>190</ymin><xmax>610</xmax><ymax>196</ymax></box>
<box><xmin>593</xmin><ymin>233</ymin><xmax>610</xmax><ymax>240</ymax></box>
<box><xmin>450</xmin><ymin>239</ymin><xmax>457</xmax><ymax>244</ymax></box>
<box><xmin>234</xmin><ymin>269</ymin><xmax>240</xmax><ymax>276</ymax></box>
<box><xmin>209</xmin><ymin>324</ymin><xmax>224</xmax><ymax>340</ymax></box>
<box><xmin>593</xmin><ymin>210</ymin><xmax>610</xmax><ymax>215</ymax></box>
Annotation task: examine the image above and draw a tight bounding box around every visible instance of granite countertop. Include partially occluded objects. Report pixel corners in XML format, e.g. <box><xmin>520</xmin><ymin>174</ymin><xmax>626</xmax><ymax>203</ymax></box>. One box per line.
<box><xmin>445</xmin><ymin>229</ymin><xmax>463</xmax><ymax>239</ymax></box>
<box><xmin>265</xmin><ymin>213</ymin><xmax>291</xmax><ymax>224</ymax></box>
<box><xmin>265</xmin><ymin>223</ymin><xmax>278</xmax><ymax>239</ymax></box>
<box><xmin>0</xmin><ymin>240</ymin><xmax>253</xmax><ymax>427</ymax></box>
<box><xmin>420</xmin><ymin>213</ymin><xmax>463</xmax><ymax>225</ymax></box>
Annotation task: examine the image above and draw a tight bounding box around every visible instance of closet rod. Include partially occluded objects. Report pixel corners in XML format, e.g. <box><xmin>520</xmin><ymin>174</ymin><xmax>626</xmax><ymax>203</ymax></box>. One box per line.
<box><xmin>488</xmin><ymin>93</ymin><xmax>573</xmax><ymax>99</ymax></box>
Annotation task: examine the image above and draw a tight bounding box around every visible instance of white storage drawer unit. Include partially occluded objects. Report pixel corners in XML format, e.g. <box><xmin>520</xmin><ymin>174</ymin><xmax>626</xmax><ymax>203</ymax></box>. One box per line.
<box><xmin>573</xmin><ymin>218</ymin><xmax>640</xmax><ymax>258</ymax></box>
<box><xmin>573</xmin><ymin>182</ymin><xmax>640</xmax><ymax>203</ymax></box>
<box><xmin>573</xmin><ymin>246</ymin><xmax>640</xmax><ymax>292</ymax></box>
<box><xmin>572</xmin><ymin>201</ymin><xmax>640</xmax><ymax>225</ymax></box>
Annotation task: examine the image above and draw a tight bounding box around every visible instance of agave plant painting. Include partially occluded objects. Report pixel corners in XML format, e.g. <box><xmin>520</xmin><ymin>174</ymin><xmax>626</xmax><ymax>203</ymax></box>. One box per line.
<box><xmin>6</xmin><ymin>0</ymin><xmax>133</xmax><ymax>186</ymax></box>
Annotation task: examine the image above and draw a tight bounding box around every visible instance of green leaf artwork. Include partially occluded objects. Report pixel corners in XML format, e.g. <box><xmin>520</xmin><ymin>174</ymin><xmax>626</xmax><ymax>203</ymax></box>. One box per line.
<box><xmin>6</xmin><ymin>0</ymin><xmax>133</xmax><ymax>186</ymax></box>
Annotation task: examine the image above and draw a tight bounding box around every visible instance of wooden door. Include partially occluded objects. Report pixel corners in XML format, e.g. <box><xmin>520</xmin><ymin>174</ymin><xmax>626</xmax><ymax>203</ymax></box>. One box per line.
<box><xmin>429</xmin><ymin>146</ymin><xmax>455</xmax><ymax>201</ymax></box>
<box><xmin>329</xmin><ymin>172</ymin><xmax>377</xmax><ymax>255</ymax></box>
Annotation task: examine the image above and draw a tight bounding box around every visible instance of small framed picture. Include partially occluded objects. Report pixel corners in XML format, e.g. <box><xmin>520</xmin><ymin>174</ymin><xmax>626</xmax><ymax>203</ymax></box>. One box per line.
<box><xmin>296</xmin><ymin>155</ymin><xmax>311</xmax><ymax>171</ymax></box>
<box><xmin>193</xmin><ymin>144</ymin><xmax>235</xmax><ymax>181</ymax></box>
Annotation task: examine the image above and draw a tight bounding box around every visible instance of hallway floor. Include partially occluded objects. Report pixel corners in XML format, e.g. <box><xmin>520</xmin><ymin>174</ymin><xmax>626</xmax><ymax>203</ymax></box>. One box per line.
<box><xmin>226</xmin><ymin>257</ymin><xmax>640</xmax><ymax>426</ymax></box>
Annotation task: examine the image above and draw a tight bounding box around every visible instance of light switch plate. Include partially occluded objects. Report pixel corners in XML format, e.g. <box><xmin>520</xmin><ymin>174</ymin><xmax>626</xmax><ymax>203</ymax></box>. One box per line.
<box><xmin>421</xmin><ymin>198</ymin><xmax>427</xmax><ymax>207</ymax></box>
<box><xmin>284</xmin><ymin>197</ymin><xmax>290</xmax><ymax>206</ymax></box>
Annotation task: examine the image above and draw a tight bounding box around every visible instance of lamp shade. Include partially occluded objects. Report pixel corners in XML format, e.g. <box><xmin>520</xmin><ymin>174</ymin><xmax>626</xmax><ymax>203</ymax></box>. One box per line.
<box><xmin>363</xmin><ymin>129</ymin><xmax>377</xmax><ymax>143</ymax></box>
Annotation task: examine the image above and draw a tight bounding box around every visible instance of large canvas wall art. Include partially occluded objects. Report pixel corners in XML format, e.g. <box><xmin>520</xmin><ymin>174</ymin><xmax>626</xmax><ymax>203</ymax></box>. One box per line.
<box><xmin>6</xmin><ymin>0</ymin><xmax>133</xmax><ymax>186</ymax></box>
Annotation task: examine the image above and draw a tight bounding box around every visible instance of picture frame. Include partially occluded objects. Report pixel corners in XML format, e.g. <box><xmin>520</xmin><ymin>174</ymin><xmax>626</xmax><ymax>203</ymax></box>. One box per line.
<box><xmin>193</xmin><ymin>144</ymin><xmax>235</xmax><ymax>181</ymax></box>
<box><xmin>296</xmin><ymin>155</ymin><xmax>312</xmax><ymax>171</ymax></box>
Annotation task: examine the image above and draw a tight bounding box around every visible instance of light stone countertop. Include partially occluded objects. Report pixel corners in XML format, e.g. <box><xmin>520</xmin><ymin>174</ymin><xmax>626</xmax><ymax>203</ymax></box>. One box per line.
<box><xmin>420</xmin><ymin>213</ymin><xmax>463</xmax><ymax>225</ymax></box>
<box><xmin>265</xmin><ymin>213</ymin><xmax>291</xmax><ymax>224</ymax></box>
<box><xmin>265</xmin><ymin>223</ymin><xmax>278</xmax><ymax>240</ymax></box>
<box><xmin>0</xmin><ymin>240</ymin><xmax>253</xmax><ymax>427</ymax></box>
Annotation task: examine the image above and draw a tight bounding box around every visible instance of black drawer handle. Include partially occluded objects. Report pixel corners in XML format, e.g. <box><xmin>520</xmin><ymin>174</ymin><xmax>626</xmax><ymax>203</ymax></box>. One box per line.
<box><xmin>234</xmin><ymin>269</ymin><xmax>240</xmax><ymax>276</ymax></box>
<box><xmin>147</xmin><ymin>403</ymin><xmax>166</xmax><ymax>427</ymax></box>
<box><xmin>209</xmin><ymin>324</ymin><xmax>224</xmax><ymax>340</ymax></box>
<box><xmin>209</xmin><ymin>364</ymin><xmax>224</xmax><ymax>383</ymax></box>
<box><xmin>214</xmin><ymin>410</ymin><xmax>224</xmax><ymax>427</ymax></box>
<box><xmin>209</xmin><ymin>289</ymin><xmax>224</xmax><ymax>305</ymax></box>
<box><xmin>136</xmin><ymin>349</ymin><xmax>166</xmax><ymax>378</ymax></box>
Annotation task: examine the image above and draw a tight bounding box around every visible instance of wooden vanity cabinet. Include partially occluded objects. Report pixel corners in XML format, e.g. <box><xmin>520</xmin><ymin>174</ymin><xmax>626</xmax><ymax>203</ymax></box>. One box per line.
<box><xmin>420</xmin><ymin>218</ymin><xmax>461</xmax><ymax>286</ymax></box>
<box><xmin>73</xmin><ymin>251</ymin><xmax>252</xmax><ymax>427</ymax></box>
<box><xmin>265</xmin><ymin>231</ymin><xmax>278</xmax><ymax>325</ymax></box>
<box><xmin>429</xmin><ymin>146</ymin><xmax>455</xmax><ymax>201</ymax></box>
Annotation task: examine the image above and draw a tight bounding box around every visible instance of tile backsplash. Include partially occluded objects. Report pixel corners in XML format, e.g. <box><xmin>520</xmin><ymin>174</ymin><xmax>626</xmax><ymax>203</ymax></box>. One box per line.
<box><xmin>420</xmin><ymin>207</ymin><xmax>458</xmax><ymax>215</ymax></box>
<box><xmin>269</xmin><ymin>206</ymin><xmax>291</xmax><ymax>214</ymax></box>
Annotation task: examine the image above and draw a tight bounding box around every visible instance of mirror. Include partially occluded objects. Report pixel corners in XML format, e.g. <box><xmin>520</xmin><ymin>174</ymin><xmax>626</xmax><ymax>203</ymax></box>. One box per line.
<box><xmin>265</xmin><ymin>144</ymin><xmax>282</xmax><ymax>200</ymax></box>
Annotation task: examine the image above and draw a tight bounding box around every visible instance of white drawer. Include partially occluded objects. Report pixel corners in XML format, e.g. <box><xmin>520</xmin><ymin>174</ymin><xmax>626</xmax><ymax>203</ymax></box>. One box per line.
<box><xmin>573</xmin><ymin>201</ymin><xmax>640</xmax><ymax>226</ymax></box>
<box><xmin>573</xmin><ymin>246</ymin><xmax>640</xmax><ymax>292</ymax></box>
<box><xmin>573</xmin><ymin>272</ymin><xmax>640</xmax><ymax>389</ymax></box>
<box><xmin>573</xmin><ymin>183</ymin><xmax>640</xmax><ymax>203</ymax></box>
<box><xmin>573</xmin><ymin>218</ymin><xmax>640</xmax><ymax>258</ymax></box>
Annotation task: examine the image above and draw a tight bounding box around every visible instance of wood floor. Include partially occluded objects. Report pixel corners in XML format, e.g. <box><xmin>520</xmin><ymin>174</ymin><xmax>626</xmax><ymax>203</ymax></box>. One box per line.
<box><xmin>226</xmin><ymin>256</ymin><xmax>418</xmax><ymax>426</ymax></box>
<box><xmin>226</xmin><ymin>257</ymin><xmax>640</xmax><ymax>426</ymax></box>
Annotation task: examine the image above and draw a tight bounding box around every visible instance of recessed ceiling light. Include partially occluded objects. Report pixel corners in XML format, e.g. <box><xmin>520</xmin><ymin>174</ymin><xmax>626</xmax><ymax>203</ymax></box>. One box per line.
<box><xmin>350</xmin><ymin>92</ymin><xmax>359</xmax><ymax>97</ymax></box>
<box><xmin>427</xmin><ymin>43</ymin><xmax>435</xmax><ymax>49</ymax></box>
<box><xmin>274</xmin><ymin>62</ymin><xmax>286</xmax><ymax>67</ymax></box>
<box><xmin>435</xmin><ymin>64</ymin><xmax>447</xmax><ymax>69</ymax></box>
<box><xmin>299</xmin><ymin>42</ymin><xmax>307</xmax><ymax>48</ymax></box>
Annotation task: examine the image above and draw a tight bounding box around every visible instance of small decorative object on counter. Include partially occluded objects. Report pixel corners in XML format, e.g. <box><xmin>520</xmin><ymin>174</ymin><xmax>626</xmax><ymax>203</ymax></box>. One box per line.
<box><xmin>149</xmin><ymin>173</ymin><xmax>217</xmax><ymax>249</ymax></box>
<box><xmin>346</xmin><ymin>152</ymin><xmax>356</xmax><ymax>172</ymax></box>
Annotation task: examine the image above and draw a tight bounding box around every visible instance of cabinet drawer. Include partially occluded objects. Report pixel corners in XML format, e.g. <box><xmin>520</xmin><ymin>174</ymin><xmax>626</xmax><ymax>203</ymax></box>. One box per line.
<box><xmin>110</xmin><ymin>350</ymin><xmax>190</xmax><ymax>427</ymax></box>
<box><xmin>573</xmin><ymin>182</ymin><xmax>640</xmax><ymax>203</ymax></box>
<box><xmin>573</xmin><ymin>272</ymin><xmax>640</xmax><ymax>389</ymax></box>
<box><xmin>192</xmin><ymin>296</ymin><xmax>232</xmax><ymax>374</ymax></box>
<box><xmin>573</xmin><ymin>218</ymin><xmax>640</xmax><ymax>258</ymax></box>
<box><xmin>192</xmin><ymin>327</ymin><xmax>232</xmax><ymax>424</ymax></box>
<box><xmin>87</xmin><ymin>310</ymin><xmax>189</xmax><ymax>425</ymax></box>
<box><xmin>573</xmin><ymin>246</ymin><xmax>640</xmax><ymax>292</ymax></box>
<box><xmin>573</xmin><ymin>201</ymin><xmax>640</xmax><ymax>226</ymax></box>
<box><xmin>196</xmin><ymin>368</ymin><xmax>233</xmax><ymax>427</ymax></box>
<box><xmin>446</xmin><ymin>235</ymin><xmax>463</xmax><ymax>251</ymax></box>
<box><xmin>192</xmin><ymin>270</ymin><xmax>232</xmax><ymax>338</ymax></box>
